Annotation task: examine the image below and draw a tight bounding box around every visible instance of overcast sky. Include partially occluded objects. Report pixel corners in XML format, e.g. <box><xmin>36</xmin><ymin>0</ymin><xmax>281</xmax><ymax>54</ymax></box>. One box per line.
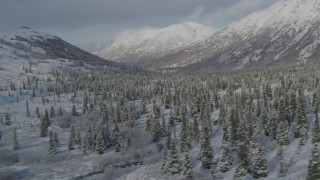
<box><xmin>0</xmin><ymin>0</ymin><xmax>279</xmax><ymax>52</ymax></box>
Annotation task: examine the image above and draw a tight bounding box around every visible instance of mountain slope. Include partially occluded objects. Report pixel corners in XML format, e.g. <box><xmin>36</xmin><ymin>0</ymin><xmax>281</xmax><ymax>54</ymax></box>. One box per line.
<box><xmin>0</xmin><ymin>27</ymin><xmax>140</xmax><ymax>74</ymax></box>
<box><xmin>98</xmin><ymin>22</ymin><xmax>217</xmax><ymax>68</ymax></box>
<box><xmin>159</xmin><ymin>0</ymin><xmax>320</xmax><ymax>72</ymax></box>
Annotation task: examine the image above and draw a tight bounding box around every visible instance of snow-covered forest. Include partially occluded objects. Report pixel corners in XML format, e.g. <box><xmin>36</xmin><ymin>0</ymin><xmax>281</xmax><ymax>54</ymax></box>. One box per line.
<box><xmin>1</xmin><ymin>59</ymin><xmax>320</xmax><ymax>179</ymax></box>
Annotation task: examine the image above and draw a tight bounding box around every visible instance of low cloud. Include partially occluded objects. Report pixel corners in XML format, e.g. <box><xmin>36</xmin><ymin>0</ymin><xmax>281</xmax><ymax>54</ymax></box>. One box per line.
<box><xmin>184</xmin><ymin>0</ymin><xmax>278</xmax><ymax>26</ymax></box>
<box><xmin>113</xmin><ymin>26</ymin><xmax>155</xmax><ymax>43</ymax></box>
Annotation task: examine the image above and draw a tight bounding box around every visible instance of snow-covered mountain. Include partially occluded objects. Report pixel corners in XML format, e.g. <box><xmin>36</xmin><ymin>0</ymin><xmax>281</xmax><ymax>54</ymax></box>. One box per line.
<box><xmin>161</xmin><ymin>0</ymin><xmax>320</xmax><ymax>72</ymax></box>
<box><xmin>0</xmin><ymin>27</ymin><xmax>139</xmax><ymax>74</ymax></box>
<box><xmin>98</xmin><ymin>22</ymin><xmax>217</xmax><ymax>68</ymax></box>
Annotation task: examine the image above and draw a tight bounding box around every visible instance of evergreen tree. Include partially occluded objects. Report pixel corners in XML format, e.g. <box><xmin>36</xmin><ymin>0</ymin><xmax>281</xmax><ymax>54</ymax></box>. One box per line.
<box><xmin>295</xmin><ymin>89</ymin><xmax>307</xmax><ymax>140</ymax></box>
<box><xmin>71</xmin><ymin>104</ymin><xmax>77</xmax><ymax>116</ymax></box>
<box><xmin>180</xmin><ymin>113</ymin><xmax>190</xmax><ymax>153</ymax></box>
<box><xmin>151</xmin><ymin>116</ymin><xmax>161</xmax><ymax>142</ymax></box>
<box><xmin>262</xmin><ymin>106</ymin><xmax>270</xmax><ymax>137</ymax></box>
<box><xmin>200</xmin><ymin>126</ymin><xmax>213</xmax><ymax>169</ymax></box>
<box><xmin>40</xmin><ymin>111</ymin><xmax>50</xmax><ymax>137</ymax></box>
<box><xmin>68</xmin><ymin>126</ymin><xmax>76</xmax><ymax>150</ymax></box>
<box><xmin>82</xmin><ymin>133</ymin><xmax>88</xmax><ymax>155</ymax></box>
<box><xmin>314</xmin><ymin>105</ymin><xmax>320</xmax><ymax>143</ymax></box>
<box><xmin>218</xmin><ymin>104</ymin><xmax>226</xmax><ymax>125</ymax></box>
<box><xmin>95</xmin><ymin>128</ymin><xmax>105</xmax><ymax>154</ymax></box>
<box><xmin>59</xmin><ymin>106</ymin><xmax>63</xmax><ymax>117</ymax></box>
<box><xmin>278</xmin><ymin>146</ymin><xmax>287</xmax><ymax>177</ymax></box>
<box><xmin>112</xmin><ymin>123</ymin><xmax>121</xmax><ymax>152</ymax></box>
<box><xmin>168</xmin><ymin>139</ymin><xmax>181</xmax><ymax>174</ymax></box>
<box><xmin>277</xmin><ymin>97</ymin><xmax>290</xmax><ymax>146</ymax></box>
<box><xmin>50</xmin><ymin>105</ymin><xmax>55</xmax><ymax>118</ymax></box>
<box><xmin>54</xmin><ymin>132</ymin><xmax>60</xmax><ymax>147</ymax></box>
<box><xmin>12</xmin><ymin>127</ymin><xmax>19</xmax><ymax>150</ymax></box>
<box><xmin>75</xmin><ymin>129</ymin><xmax>81</xmax><ymax>149</ymax></box>
<box><xmin>36</xmin><ymin>107</ymin><xmax>40</xmax><ymax>119</ymax></box>
<box><xmin>4</xmin><ymin>112</ymin><xmax>11</xmax><ymax>126</ymax></box>
<box><xmin>252</xmin><ymin>146</ymin><xmax>268</xmax><ymax>178</ymax></box>
<box><xmin>183</xmin><ymin>153</ymin><xmax>193</xmax><ymax>179</ymax></box>
<box><xmin>166</xmin><ymin>127</ymin><xmax>172</xmax><ymax>150</ymax></box>
<box><xmin>218</xmin><ymin>143</ymin><xmax>231</xmax><ymax>172</ymax></box>
<box><xmin>26</xmin><ymin>100</ymin><xmax>30</xmax><ymax>117</ymax></box>
<box><xmin>85</xmin><ymin>125</ymin><xmax>93</xmax><ymax>151</ymax></box>
<box><xmin>307</xmin><ymin>143</ymin><xmax>320</xmax><ymax>180</ymax></box>
<box><xmin>193</xmin><ymin>114</ymin><xmax>200</xmax><ymax>142</ymax></box>
<box><xmin>48</xmin><ymin>131</ymin><xmax>57</xmax><ymax>154</ymax></box>
<box><xmin>234</xmin><ymin>117</ymin><xmax>252</xmax><ymax>177</ymax></box>
<box><xmin>161</xmin><ymin>146</ymin><xmax>169</xmax><ymax>172</ymax></box>
<box><xmin>160</xmin><ymin>115</ymin><xmax>167</xmax><ymax>137</ymax></box>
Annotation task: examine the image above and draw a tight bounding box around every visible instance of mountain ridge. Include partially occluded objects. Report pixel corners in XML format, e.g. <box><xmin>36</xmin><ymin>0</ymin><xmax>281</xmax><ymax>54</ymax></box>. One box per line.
<box><xmin>97</xmin><ymin>22</ymin><xmax>217</xmax><ymax>68</ymax></box>
<box><xmin>98</xmin><ymin>0</ymin><xmax>320</xmax><ymax>72</ymax></box>
<box><xmin>0</xmin><ymin>27</ymin><xmax>142</xmax><ymax>74</ymax></box>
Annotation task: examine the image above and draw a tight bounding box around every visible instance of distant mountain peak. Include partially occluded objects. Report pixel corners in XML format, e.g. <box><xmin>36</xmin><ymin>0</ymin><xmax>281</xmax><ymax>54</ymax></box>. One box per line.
<box><xmin>151</xmin><ymin>0</ymin><xmax>320</xmax><ymax>72</ymax></box>
<box><xmin>97</xmin><ymin>22</ymin><xmax>217</xmax><ymax>68</ymax></box>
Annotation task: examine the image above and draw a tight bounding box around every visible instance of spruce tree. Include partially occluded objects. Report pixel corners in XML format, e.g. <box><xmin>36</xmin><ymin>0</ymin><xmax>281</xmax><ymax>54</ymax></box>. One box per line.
<box><xmin>233</xmin><ymin>117</ymin><xmax>252</xmax><ymax>177</ymax></box>
<box><xmin>160</xmin><ymin>115</ymin><xmax>167</xmax><ymax>137</ymax></box>
<box><xmin>313</xmin><ymin>104</ymin><xmax>320</xmax><ymax>143</ymax></box>
<box><xmin>68</xmin><ymin>126</ymin><xmax>76</xmax><ymax>150</ymax></box>
<box><xmin>151</xmin><ymin>116</ymin><xmax>161</xmax><ymax>142</ymax></box>
<box><xmin>183</xmin><ymin>153</ymin><xmax>193</xmax><ymax>179</ymax></box>
<box><xmin>218</xmin><ymin>143</ymin><xmax>231</xmax><ymax>172</ymax></box>
<box><xmin>40</xmin><ymin>111</ymin><xmax>50</xmax><ymax>137</ymax></box>
<box><xmin>4</xmin><ymin>112</ymin><xmax>11</xmax><ymax>126</ymax></box>
<box><xmin>26</xmin><ymin>100</ymin><xmax>30</xmax><ymax>117</ymax></box>
<box><xmin>71</xmin><ymin>104</ymin><xmax>77</xmax><ymax>116</ymax></box>
<box><xmin>112</xmin><ymin>123</ymin><xmax>121</xmax><ymax>152</ymax></box>
<box><xmin>193</xmin><ymin>114</ymin><xmax>200</xmax><ymax>142</ymax></box>
<box><xmin>168</xmin><ymin>139</ymin><xmax>181</xmax><ymax>174</ymax></box>
<box><xmin>36</xmin><ymin>107</ymin><xmax>40</xmax><ymax>119</ymax></box>
<box><xmin>54</xmin><ymin>132</ymin><xmax>60</xmax><ymax>147</ymax></box>
<box><xmin>180</xmin><ymin>113</ymin><xmax>190</xmax><ymax>153</ymax></box>
<box><xmin>95</xmin><ymin>128</ymin><xmax>105</xmax><ymax>154</ymax></box>
<box><xmin>82</xmin><ymin>133</ymin><xmax>88</xmax><ymax>155</ymax></box>
<box><xmin>50</xmin><ymin>105</ymin><xmax>55</xmax><ymax>118</ymax></box>
<box><xmin>12</xmin><ymin>127</ymin><xmax>19</xmax><ymax>150</ymax></box>
<box><xmin>200</xmin><ymin>126</ymin><xmax>213</xmax><ymax>169</ymax></box>
<box><xmin>75</xmin><ymin>129</ymin><xmax>81</xmax><ymax>149</ymax></box>
<box><xmin>307</xmin><ymin>143</ymin><xmax>320</xmax><ymax>180</ymax></box>
<box><xmin>278</xmin><ymin>146</ymin><xmax>287</xmax><ymax>177</ymax></box>
<box><xmin>48</xmin><ymin>131</ymin><xmax>57</xmax><ymax>154</ymax></box>
<box><xmin>161</xmin><ymin>145</ymin><xmax>169</xmax><ymax>172</ymax></box>
<box><xmin>277</xmin><ymin>97</ymin><xmax>290</xmax><ymax>146</ymax></box>
<box><xmin>252</xmin><ymin>146</ymin><xmax>268</xmax><ymax>178</ymax></box>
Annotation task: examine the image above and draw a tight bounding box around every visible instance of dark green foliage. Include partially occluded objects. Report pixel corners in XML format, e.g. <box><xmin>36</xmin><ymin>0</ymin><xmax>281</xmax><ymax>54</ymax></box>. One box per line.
<box><xmin>40</xmin><ymin>110</ymin><xmax>50</xmax><ymax>137</ymax></box>
<box><xmin>95</xmin><ymin>128</ymin><xmax>105</xmax><ymax>154</ymax></box>
<box><xmin>26</xmin><ymin>100</ymin><xmax>30</xmax><ymax>117</ymax></box>
<box><xmin>50</xmin><ymin>106</ymin><xmax>55</xmax><ymax>118</ymax></box>
<box><xmin>48</xmin><ymin>131</ymin><xmax>57</xmax><ymax>154</ymax></box>
<box><xmin>278</xmin><ymin>146</ymin><xmax>287</xmax><ymax>177</ymax></box>
<box><xmin>253</xmin><ymin>147</ymin><xmax>268</xmax><ymax>178</ymax></box>
<box><xmin>218</xmin><ymin>144</ymin><xmax>231</xmax><ymax>173</ymax></box>
<box><xmin>68</xmin><ymin>126</ymin><xmax>76</xmax><ymax>150</ymax></box>
<box><xmin>71</xmin><ymin>104</ymin><xmax>77</xmax><ymax>116</ymax></box>
<box><xmin>307</xmin><ymin>144</ymin><xmax>320</xmax><ymax>180</ymax></box>
<box><xmin>12</xmin><ymin>127</ymin><xmax>19</xmax><ymax>150</ymax></box>
<box><xmin>277</xmin><ymin>97</ymin><xmax>290</xmax><ymax>146</ymax></box>
<box><xmin>168</xmin><ymin>139</ymin><xmax>181</xmax><ymax>174</ymax></box>
<box><xmin>200</xmin><ymin>126</ymin><xmax>213</xmax><ymax>169</ymax></box>
<box><xmin>183</xmin><ymin>153</ymin><xmax>193</xmax><ymax>179</ymax></box>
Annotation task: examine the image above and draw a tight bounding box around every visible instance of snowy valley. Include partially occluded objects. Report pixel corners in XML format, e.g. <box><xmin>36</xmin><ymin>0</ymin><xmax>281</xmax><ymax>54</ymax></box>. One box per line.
<box><xmin>2</xmin><ymin>0</ymin><xmax>320</xmax><ymax>180</ymax></box>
